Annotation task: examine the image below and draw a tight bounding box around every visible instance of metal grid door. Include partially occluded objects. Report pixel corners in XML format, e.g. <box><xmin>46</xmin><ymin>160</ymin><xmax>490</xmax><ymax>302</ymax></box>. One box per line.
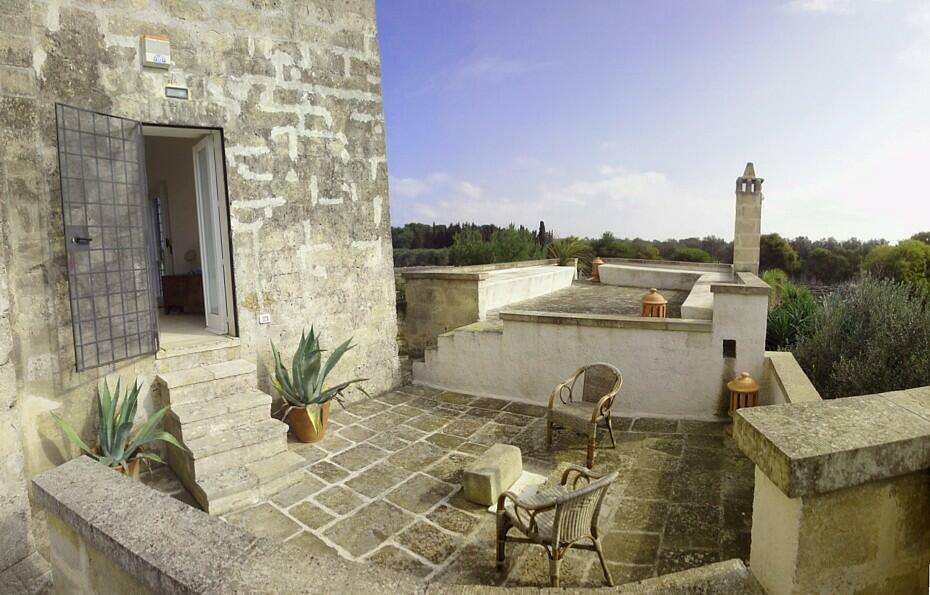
<box><xmin>55</xmin><ymin>104</ymin><xmax>159</xmax><ymax>371</ymax></box>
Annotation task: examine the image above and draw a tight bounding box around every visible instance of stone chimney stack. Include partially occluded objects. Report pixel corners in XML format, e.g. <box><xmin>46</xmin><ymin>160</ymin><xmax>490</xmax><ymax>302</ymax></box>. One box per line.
<box><xmin>733</xmin><ymin>162</ymin><xmax>764</xmax><ymax>274</ymax></box>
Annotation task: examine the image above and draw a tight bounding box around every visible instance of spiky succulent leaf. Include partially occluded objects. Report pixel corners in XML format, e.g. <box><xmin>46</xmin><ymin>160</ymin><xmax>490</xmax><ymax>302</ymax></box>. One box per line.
<box><xmin>51</xmin><ymin>414</ymin><xmax>95</xmax><ymax>458</ymax></box>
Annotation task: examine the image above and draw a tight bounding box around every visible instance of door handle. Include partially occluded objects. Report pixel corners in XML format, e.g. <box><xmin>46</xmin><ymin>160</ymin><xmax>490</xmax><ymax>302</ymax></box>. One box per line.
<box><xmin>71</xmin><ymin>236</ymin><xmax>93</xmax><ymax>245</ymax></box>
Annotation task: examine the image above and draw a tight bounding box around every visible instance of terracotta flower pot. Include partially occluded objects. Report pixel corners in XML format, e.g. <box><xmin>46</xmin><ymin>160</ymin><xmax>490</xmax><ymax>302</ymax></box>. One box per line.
<box><xmin>111</xmin><ymin>458</ymin><xmax>141</xmax><ymax>480</ymax></box>
<box><xmin>287</xmin><ymin>402</ymin><xmax>331</xmax><ymax>443</ymax></box>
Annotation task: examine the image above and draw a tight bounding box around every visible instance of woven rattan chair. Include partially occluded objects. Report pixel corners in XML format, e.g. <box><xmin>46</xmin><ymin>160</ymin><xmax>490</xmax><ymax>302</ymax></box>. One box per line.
<box><xmin>496</xmin><ymin>465</ymin><xmax>618</xmax><ymax>587</ymax></box>
<box><xmin>547</xmin><ymin>363</ymin><xmax>623</xmax><ymax>468</ymax></box>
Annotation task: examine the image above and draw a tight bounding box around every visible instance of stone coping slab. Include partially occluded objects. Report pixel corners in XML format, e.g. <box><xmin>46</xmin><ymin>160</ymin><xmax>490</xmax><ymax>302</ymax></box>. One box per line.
<box><xmin>734</xmin><ymin>389</ymin><xmax>930</xmax><ymax>497</ymax></box>
<box><xmin>32</xmin><ymin>457</ymin><xmax>420</xmax><ymax>595</ymax></box>
<box><xmin>499</xmin><ymin>310</ymin><xmax>712</xmax><ymax>333</ymax></box>
<box><xmin>600</xmin><ymin>258</ymin><xmax>734</xmax><ymax>274</ymax></box>
<box><xmin>710</xmin><ymin>272</ymin><xmax>771</xmax><ymax>296</ymax></box>
<box><xmin>764</xmin><ymin>351</ymin><xmax>822</xmax><ymax>403</ymax></box>
<box><xmin>402</xmin><ymin>259</ymin><xmax>560</xmax><ymax>280</ymax></box>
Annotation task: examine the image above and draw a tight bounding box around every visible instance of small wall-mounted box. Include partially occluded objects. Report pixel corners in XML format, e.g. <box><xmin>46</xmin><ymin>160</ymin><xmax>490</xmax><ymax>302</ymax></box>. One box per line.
<box><xmin>142</xmin><ymin>34</ymin><xmax>170</xmax><ymax>69</ymax></box>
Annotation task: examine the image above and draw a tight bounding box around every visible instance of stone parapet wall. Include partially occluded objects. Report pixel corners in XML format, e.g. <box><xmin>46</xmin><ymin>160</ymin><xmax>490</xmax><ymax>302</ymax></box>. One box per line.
<box><xmin>735</xmin><ymin>388</ymin><xmax>930</xmax><ymax>593</ymax></box>
<box><xmin>403</xmin><ymin>263</ymin><xmax>573</xmax><ymax>356</ymax></box>
<box><xmin>33</xmin><ymin>456</ymin><xmax>763</xmax><ymax>594</ymax></box>
<box><xmin>763</xmin><ymin>351</ymin><xmax>821</xmax><ymax>405</ymax></box>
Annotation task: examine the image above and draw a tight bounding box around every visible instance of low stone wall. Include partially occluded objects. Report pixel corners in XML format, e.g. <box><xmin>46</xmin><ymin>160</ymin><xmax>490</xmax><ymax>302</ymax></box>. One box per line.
<box><xmin>415</xmin><ymin>273</ymin><xmax>770</xmax><ymax>420</ymax></box>
<box><xmin>762</xmin><ymin>351</ymin><xmax>821</xmax><ymax>405</ymax></box>
<box><xmin>33</xmin><ymin>456</ymin><xmax>764</xmax><ymax>594</ymax></box>
<box><xmin>735</xmin><ymin>389</ymin><xmax>930</xmax><ymax>594</ymax></box>
<box><xmin>403</xmin><ymin>262</ymin><xmax>573</xmax><ymax>356</ymax></box>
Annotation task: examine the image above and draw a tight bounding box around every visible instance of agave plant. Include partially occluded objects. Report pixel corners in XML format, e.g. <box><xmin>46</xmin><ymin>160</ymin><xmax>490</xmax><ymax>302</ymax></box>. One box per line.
<box><xmin>271</xmin><ymin>327</ymin><xmax>368</xmax><ymax>431</ymax></box>
<box><xmin>52</xmin><ymin>379</ymin><xmax>185</xmax><ymax>471</ymax></box>
<box><xmin>547</xmin><ymin>237</ymin><xmax>594</xmax><ymax>267</ymax></box>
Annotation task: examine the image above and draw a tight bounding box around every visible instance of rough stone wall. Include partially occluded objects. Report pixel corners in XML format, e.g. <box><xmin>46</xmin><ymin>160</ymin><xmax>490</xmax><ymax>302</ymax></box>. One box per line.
<box><xmin>0</xmin><ymin>0</ymin><xmax>398</xmax><ymax>572</ymax></box>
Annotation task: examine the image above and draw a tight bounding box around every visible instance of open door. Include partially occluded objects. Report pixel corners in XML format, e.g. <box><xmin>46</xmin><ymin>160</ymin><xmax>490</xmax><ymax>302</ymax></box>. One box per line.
<box><xmin>191</xmin><ymin>135</ymin><xmax>229</xmax><ymax>335</ymax></box>
<box><xmin>55</xmin><ymin>104</ymin><xmax>160</xmax><ymax>370</ymax></box>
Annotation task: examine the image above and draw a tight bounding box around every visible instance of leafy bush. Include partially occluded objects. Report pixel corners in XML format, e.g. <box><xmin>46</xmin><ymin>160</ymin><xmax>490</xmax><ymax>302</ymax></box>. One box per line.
<box><xmin>547</xmin><ymin>237</ymin><xmax>594</xmax><ymax>266</ymax></box>
<box><xmin>670</xmin><ymin>247</ymin><xmax>712</xmax><ymax>263</ymax></box>
<box><xmin>447</xmin><ymin>225</ymin><xmax>543</xmax><ymax>266</ymax></box>
<box><xmin>792</xmin><ymin>277</ymin><xmax>930</xmax><ymax>398</ymax></box>
<box><xmin>861</xmin><ymin>239</ymin><xmax>930</xmax><ymax>291</ymax></box>
<box><xmin>763</xmin><ymin>269</ymin><xmax>817</xmax><ymax>350</ymax></box>
<box><xmin>448</xmin><ymin>228</ymin><xmax>495</xmax><ymax>265</ymax></box>
<box><xmin>393</xmin><ymin>248</ymin><xmax>449</xmax><ymax>267</ymax></box>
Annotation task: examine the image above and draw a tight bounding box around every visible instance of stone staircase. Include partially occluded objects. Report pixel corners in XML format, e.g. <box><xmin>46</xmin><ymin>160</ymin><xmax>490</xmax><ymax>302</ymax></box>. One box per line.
<box><xmin>155</xmin><ymin>350</ymin><xmax>303</xmax><ymax>515</ymax></box>
<box><xmin>413</xmin><ymin>320</ymin><xmax>505</xmax><ymax>394</ymax></box>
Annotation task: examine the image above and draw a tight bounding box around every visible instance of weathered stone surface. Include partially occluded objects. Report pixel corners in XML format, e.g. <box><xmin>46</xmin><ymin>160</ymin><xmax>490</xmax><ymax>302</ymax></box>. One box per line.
<box><xmin>385</xmin><ymin>473</ymin><xmax>455</xmax><ymax>514</ymax></box>
<box><xmin>735</xmin><ymin>392</ymin><xmax>930</xmax><ymax>497</ymax></box>
<box><xmin>324</xmin><ymin>500</ymin><xmax>414</xmax><ymax>557</ymax></box>
<box><xmin>462</xmin><ymin>443</ymin><xmax>522</xmax><ymax>506</ymax></box>
<box><xmin>224</xmin><ymin>503</ymin><xmax>302</xmax><ymax>541</ymax></box>
<box><xmin>397</xmin><ymin>521</ymin><xmax>461</xmax><ymax>565</ymax></box>
<box><xmin>315</xmin><ymin>485</ymin><xmax>365</xmax><ymax>515</ymax></box>
<box><xmin>290</xmin><ymin>502</ymin><xmax>336</xmax><ymax>530</ymax></box>
<box><xmin>367</xmin><ymin>545</ymin><xmax>432</xmax><ymax>578</ymax></box>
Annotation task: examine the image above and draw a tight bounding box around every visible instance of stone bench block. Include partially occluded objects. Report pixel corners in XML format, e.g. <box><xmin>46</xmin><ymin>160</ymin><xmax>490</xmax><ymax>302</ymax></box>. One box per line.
<box><xmin>463</xmin><ymin>443</ymin><xmax>522</xmax><ymax>506</ymax></box>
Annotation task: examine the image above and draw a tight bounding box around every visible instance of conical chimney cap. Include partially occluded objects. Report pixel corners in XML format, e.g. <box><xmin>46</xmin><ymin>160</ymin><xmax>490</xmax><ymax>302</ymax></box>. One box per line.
<box><xmin>743</xmin><ymin>162</ymin><xmax>756</xmax><ymax>178</ymax></box>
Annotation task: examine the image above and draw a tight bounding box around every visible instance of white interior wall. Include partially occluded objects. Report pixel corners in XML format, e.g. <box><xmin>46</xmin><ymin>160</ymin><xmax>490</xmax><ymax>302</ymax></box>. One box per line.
<box><xmin>143</xmin><ymin>136</ymin><xmax>203</xmax><ymax>275</ymax></box>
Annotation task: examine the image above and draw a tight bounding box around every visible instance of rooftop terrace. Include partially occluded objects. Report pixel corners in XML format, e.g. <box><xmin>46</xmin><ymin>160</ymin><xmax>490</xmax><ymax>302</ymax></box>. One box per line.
<box><xmin>142</xmin><ymin>384</ymin><xmax>754</xmax><ymax>587</ymax></box>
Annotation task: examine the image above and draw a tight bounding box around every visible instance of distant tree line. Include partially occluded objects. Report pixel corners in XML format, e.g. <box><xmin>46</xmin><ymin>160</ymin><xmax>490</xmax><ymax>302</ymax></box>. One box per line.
<box><xmin>394</xmin><ymin>221</ymin><xmax>930</xmax><ymax>289</ymax></box>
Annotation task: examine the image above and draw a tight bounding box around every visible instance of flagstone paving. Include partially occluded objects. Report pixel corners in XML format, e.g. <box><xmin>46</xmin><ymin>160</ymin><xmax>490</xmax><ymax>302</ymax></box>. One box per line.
<box><xmin>147</xmin><ymin>384</ymin><xmax>754</xmax><ymax>587</ymax></box>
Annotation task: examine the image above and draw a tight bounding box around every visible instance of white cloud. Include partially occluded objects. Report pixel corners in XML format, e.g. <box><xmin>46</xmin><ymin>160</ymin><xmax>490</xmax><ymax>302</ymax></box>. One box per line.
<box><xmin>389</xmin><ymin>173</ymin><xmax>449</xmax><ymax>198</ymax></box>
<box><xmin>900</xmin><ymin>3</ymin><xmax>930</xmax><ymax>62</ymax></box>
<box><xmin>457</xmin><ymin>56</ymin><xmax>543</xmax><ymax>80</ymax></box>
<box><xmin>390</xmin><ymin>165</ymin><xmax>730</xmax><ymax>239</ymax></box>
<box><xmin>785</xmin><ymin>0</ymin><xmax>853</xmax><ymax>14</ymax></box>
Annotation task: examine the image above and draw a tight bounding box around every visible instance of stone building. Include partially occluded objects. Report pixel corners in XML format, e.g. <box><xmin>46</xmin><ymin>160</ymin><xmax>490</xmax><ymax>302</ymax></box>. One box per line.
<box><xmin>0</xmin><ymin>0</ymin><xmax>399</xmax><ymax>589</ymax></box>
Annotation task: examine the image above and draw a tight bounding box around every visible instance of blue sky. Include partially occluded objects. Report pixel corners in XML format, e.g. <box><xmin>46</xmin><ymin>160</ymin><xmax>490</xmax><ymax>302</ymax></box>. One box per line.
<box><xmin>376</xmin><ymin>1</ymin><xmax>930</xmax><ymax>242</ymax></box>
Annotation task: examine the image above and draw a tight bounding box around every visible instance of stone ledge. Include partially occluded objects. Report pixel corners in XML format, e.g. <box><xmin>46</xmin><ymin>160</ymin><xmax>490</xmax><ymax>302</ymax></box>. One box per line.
<box><xmin>499</xmin><ymin>310</ymin><xmax>713</xmax><ymax>332</ymax></box>
<box><xmin>734</xmin><ymin>390</ymin><xmax>930</xmax><ymax>497</ymax></box>
<box><xmin>764</xmin><ymin>351</ymin><xmax>822</xmax><ymax>403</ymax></box>
<box><xmin>32</xmin><ymin>457</ymin><xmax>421</xmax><ymax>595</ymax></box>
<box><xmin>402</xmin><ymin>259</ymin><xmax>560</xmax><ymax>280</ymax></box>
<box><xmin>710</xmin><ymin>272</ymin><xmax>771</xmax><ymax>296</ymax></box>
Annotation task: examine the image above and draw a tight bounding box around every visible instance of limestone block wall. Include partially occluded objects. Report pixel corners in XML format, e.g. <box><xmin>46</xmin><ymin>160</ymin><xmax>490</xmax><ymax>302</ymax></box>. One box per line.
<box><xmin>736</xmin><ymin>390</ymin><xmax>930</xmax><ymax>593</ymax></box>
<box><xmin>0</xmin><ymin>0</ymin><xmax>399</xmax><ymax>571</ymax></box>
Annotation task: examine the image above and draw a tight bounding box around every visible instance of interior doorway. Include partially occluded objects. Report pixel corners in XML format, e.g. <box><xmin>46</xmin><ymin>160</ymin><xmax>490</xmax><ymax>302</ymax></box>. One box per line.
<box><xmin>142</xmin><ymin>126</ymin><xmax>237</xmax><ymax>351</ymax></box>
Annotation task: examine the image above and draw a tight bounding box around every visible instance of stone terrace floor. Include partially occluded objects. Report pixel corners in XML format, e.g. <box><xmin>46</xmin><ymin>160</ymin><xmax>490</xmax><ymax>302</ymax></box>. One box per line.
<box><xmin>144</xmin><ymin>384</ymin><xmax>754</xmax><ymax>588</ymax></box>
<box><xmin>488</xmin><ymin>280</ymin><xmax>690</xmax><ymax>320</ymax></box>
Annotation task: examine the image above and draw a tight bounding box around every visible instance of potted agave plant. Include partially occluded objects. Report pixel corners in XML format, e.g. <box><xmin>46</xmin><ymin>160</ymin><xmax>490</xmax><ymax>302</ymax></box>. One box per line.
<box><xmin>271</xmin><ymin>327</ymin><xmax>367</xmax><ymax>443</ymax></box>
<box><xmin>52</xmin><ymin>379</ymin><xmax>185</xmax><ymax>480</ymax></box>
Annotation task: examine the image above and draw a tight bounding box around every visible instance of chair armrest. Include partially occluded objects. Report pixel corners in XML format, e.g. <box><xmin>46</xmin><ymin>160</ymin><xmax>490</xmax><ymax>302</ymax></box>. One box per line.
<box><xmin>497</xmin><ymin>489</ymin><xmax>558</xmax><ymax>535</ymax></box>
<box><xmin>591</xmin><ymin>392</ymin><xmax>616</xmax><ymax>422</ymax></box>
<box><xmin>548</xmin><ymin>367</ymin><xmax>586</xmax><ymax>409</ymax></box>
<box><xmin>560</xmin><ymin>464</ymin><xmax>608</xmax><ymax>489</ymax></box>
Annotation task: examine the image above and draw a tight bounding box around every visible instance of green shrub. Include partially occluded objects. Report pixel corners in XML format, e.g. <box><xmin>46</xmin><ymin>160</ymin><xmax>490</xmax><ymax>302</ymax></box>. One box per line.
<box><xmin>448</xmin><ymin>229</ymin><xmax>495</xmax><ymax>265</ymax></box>
<box><xmin>861</xmin><ymin>239</ymin><xmax>930</xmax><ymax>291</ymax></box>
<box><xmin>670</xmin><ymin>247</ymin><xmax>712</xmax><ymax>263</ymax></box>
<box><xmin>792</xmin><ymin>277</ymin><xmax>930</xmax><ymax>398</ymax></box>
<box><xmin>393</xmin><ymin>248</ymin><xmax>450</xmax><ymax>267</ymax></box>
<box><xmin>763</xmin><ymin>269</ymin><xmax>817</xmax><ymax>350</ymax></box>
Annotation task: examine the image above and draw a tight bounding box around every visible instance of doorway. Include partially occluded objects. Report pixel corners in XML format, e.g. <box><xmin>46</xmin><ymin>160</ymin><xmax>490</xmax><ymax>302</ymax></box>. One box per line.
<box><xmin>142</xmin><ymin>126</ymin><xmax>237</xmax><ymax>351</ymax></box>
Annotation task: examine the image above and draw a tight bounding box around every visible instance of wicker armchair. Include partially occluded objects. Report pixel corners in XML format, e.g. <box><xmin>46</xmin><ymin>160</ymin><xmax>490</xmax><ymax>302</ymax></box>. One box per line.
<box><xmin>496</xmin><ymin>465</ymin><xmax>618</xmax><ymax>587</ymax></box>
<box><xmin>547</xmin><ymin>363</ymin><xmax>623</xmax><ymax>468</ymax></box>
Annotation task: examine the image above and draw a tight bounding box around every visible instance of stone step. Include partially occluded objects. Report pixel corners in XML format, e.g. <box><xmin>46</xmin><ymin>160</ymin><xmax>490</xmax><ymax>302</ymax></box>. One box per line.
<box><xmin>170</xmin><ymin>388</ymin><xmax>272</xmax><ymax>425</ymax></box>
<box><xmin>192</xmin><ymin>451</ymin><xmax>307</xmax><ymax>515</ymax></box>
<box><xmin>182</xmin><ymin>418</ymin><xmax>288</xmax><ymax>481</ymax></box>
<box><xmin>154</xmin><ymin>340</ymin><xmax>242</xmax><ymax>373</ymax></box>
<box><xmin>156</xmin><ymin>359</ymin><xmax>257</xmax><ymax>405</ymax></box>
<box><xmin>166</xmin><ymin>396</ymin><xmax>272</xmax><ymax>443</ymax></box>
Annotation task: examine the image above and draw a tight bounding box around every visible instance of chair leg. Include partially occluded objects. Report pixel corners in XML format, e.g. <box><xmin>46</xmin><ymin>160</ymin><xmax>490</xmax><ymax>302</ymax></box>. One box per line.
<box><xmin>586</xmin><ymin>428</ymin><xmax>596</xmax><ymax>469</ymax></box>
<box><xmin>546</xmin><ymin>419</ymin><xmax>553</xmax><ymax>448</ymax></box>
<box><xmin>606</xmin><ymin>416</ymin><xmax>616</xmax><ymax>448</ymax></box>
<box><xmin>594</xmin><ymin>538</ymin><xmax>613</xmax><ymax>586</ymax></box>
<box><xmin>496</xmin><ymin>517</ymin><xmax>508</xmax><ymax>570</ymax></box>
<box><xmin>549</xmin><ymin>556</ymin><xmax>561</xmax><ymax>588</ymax></box>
